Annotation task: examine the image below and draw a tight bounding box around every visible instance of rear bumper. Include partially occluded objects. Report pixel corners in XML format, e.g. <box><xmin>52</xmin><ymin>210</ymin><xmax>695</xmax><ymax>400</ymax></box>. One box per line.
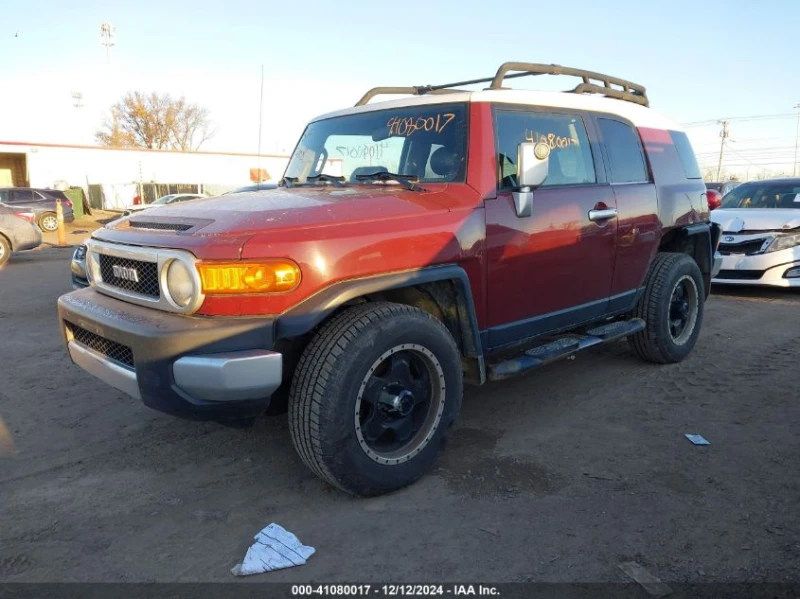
<box><xmin>58</xmin><ymin>287</ymin><xmax>282</xmax><ymax>420</ymax></box>
<box><xmin>13</xmin><ymin>223</ymin><xmax>42</xmax><ymax>252</ymax></box>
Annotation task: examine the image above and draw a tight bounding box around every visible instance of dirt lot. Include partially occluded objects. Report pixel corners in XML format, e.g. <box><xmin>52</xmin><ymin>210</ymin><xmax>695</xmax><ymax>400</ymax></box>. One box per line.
<box><xmin>0</xmin><ymin>248</ymin><xmax>798</xmax><ymax>584</ymax></box>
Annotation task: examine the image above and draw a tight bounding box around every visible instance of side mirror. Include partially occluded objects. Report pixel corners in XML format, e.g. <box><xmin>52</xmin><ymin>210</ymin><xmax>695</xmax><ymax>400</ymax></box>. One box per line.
<box><xmin>513</xmin><ymin>142</ymin><xmax>550</xmax><ymax>217</ymax></box>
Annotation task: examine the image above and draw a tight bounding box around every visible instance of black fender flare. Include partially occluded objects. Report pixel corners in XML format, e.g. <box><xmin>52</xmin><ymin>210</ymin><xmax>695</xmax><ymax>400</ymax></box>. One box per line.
<box><xmin>276</xmin><ymin>265</ymin><xmax>485</xmax><ymax>380</ymax></box>
<box><xmin>677</xmin><ymin>221</ymin><xmax>721</xmax><ymax>296</ymax></box>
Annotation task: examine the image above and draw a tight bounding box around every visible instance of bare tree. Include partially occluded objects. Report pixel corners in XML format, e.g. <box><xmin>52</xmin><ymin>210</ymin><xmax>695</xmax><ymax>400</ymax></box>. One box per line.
<box><xmin>95</xmin><ymin>91</ymin><xmax>216</xmax><ymax>151</ymax></box>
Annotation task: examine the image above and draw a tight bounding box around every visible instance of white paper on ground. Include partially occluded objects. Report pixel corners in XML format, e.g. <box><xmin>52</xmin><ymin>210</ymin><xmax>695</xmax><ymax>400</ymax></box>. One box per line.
<box><xmin>231</xmin><ymin>523</ymin><xmax>315</xmax><ymax>576</ymax></box>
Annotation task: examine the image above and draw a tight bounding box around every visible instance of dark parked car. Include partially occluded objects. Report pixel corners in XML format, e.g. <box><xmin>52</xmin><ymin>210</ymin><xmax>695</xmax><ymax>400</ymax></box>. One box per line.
<box><xmin>71</xmin><ymin>243</ymin><xmax>89</xmax><ymax>289</ymax></box>
<box><xmin>0</xmin><ymin>204</ymin><xmax>43</xmax><ymax>267</ymax></box>
<box><xmin>0</xmin><ymin>187</ymin><xmax>75</xmax><ymax>232</ymax></box>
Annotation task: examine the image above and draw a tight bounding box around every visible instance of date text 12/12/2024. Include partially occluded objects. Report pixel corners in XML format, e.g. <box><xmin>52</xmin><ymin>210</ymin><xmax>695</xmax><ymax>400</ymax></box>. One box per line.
<box><xmin>292</xmin><ymin>584</ymin><xmax>500</xmax><ymax>596</ymax></box>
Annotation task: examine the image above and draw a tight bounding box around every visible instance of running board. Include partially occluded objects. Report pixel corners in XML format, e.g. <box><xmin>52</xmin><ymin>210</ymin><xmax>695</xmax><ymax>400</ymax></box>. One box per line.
<box><xmin>487</xmin><ymin>318</ymin><xmax>645</xmax><ymax>381</ymax></box>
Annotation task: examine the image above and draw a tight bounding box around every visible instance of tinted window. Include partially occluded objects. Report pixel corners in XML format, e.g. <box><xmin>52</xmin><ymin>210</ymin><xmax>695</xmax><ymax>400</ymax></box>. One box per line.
<box><xmin>720</xmin><ymin>183</ymin><xmax>800</xmax><ymax>209</ymax></box>
<box><xmin>0</xmin><ymin>190</ymin><xmax>7</xmax><ymax>203</ymax></box>
<box><xmin>9</xmin><ymin>189</ymin><xmax>34</xmax><ymax>203</ymax></box>
<box><xmin>597</xmin><ymin>118</ymin><xmax>648</xmax><ymax>183</ymax></box>
<box><xmin>669</xmin><ymin>131</ymin><xmax>702</xmax><ymax>179</ymax></box>
<box><xmin>496</xmin><ymin>111</ymin><xmax>595</xmax><ymax>188</ymax></box>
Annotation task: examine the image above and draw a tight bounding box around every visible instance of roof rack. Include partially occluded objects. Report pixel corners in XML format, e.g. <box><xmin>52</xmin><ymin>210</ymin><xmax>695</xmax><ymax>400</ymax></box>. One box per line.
<box><xmin>355</xmin><ymin>62</ymin><xmax>649</xmax><ymax>107</ymax></box>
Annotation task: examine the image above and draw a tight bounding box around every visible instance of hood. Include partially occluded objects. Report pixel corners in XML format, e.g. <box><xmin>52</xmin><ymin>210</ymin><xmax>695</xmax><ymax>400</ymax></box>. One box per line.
<box><xmin>711</xmin><ymin>208</ymin><xmax>800</xmax><ymax>233</ymax></box>
<box><xmin>117</xmin><ymin>185</ymin><xmax>457</xmax><ymax>236</ymax></box>
<box><xmin>125</xmin><ymin>204</ymin><xmax>160</xmax><ymax>212</ymax></box>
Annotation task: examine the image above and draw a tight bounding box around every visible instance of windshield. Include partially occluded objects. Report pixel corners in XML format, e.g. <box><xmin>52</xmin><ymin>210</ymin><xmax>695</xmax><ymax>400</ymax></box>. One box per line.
<box><xmin>153</xmin><ymin>195</ymin><xmax>176</xmax><ymax>205</ymax></box>
<box><xmin>284</xmin><ymin>103</ymin><xmax>468</xmax><ymax>185</ymax></box>
<box><xmin>720</xmin><ymin>183</ymin><xmax>800</xmax><ymax>209</ymax></box>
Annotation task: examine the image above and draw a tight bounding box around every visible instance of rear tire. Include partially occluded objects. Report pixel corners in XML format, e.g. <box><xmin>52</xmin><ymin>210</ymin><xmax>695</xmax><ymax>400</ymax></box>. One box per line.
<box><xmin>288</xmin><ymin>302</ymin><xmax>462</xmax><ymax>496</ymax></box>
<box><xmin>0</xmin><ymin>235</ymin><xmax>10</xmax><ymax>267</ymax></box>
<box><xmin>38</xmin><ymin>212</ymin><xmax>59</xmax><ymax>232</ymax></box>
<box><xmin>630</xmin><ymin>252</ymin><xmax>705</xmax><ymax>364</ymax></box>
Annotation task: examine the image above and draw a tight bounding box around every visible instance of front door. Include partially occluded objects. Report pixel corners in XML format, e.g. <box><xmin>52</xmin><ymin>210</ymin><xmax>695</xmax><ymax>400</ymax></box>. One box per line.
<box><xmin>485</xmin><ymin>108</ymin><xmax>617</xmax><ymax>348</ymax></box>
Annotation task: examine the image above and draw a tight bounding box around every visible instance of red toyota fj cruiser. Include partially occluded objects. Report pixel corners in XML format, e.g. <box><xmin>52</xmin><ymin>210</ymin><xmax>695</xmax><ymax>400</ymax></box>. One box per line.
<box><xmin>58</xmin><ymin>63</ymin><xmax>722</xmax><ymax>496</ymax></box>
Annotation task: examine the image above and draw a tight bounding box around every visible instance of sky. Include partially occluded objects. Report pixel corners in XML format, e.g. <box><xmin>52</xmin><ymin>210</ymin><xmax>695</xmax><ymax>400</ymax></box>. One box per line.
<box><xmin>2</xmin><ymin>0</ymin><xmax>799</xmax><ymax>178</ymax></box>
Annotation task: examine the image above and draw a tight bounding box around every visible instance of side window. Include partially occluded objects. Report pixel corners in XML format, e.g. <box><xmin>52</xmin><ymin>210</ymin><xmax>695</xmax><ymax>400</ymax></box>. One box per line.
<box><xmin>0</xmin><ymin>190</ymin><xmax>7</xmax><ymax>203</ymax></box>
<box><xmin>9</xmin><ymin>189</ymin><xmax>33</xmax><ymax>203</ymax></box>
<box><xmin>669</xmin><ymin>131</ymin><xmax>702</xmax><ymax>179</ymax></box>
<box><xmin>495</xmin><ymin>110</ymin><xmax>595</xmax><ymax>189</ymax></box>
<box><xmin>597</xmin><ymin>118</ymin><xmax>648</xmax><ymax>183</ymax></box>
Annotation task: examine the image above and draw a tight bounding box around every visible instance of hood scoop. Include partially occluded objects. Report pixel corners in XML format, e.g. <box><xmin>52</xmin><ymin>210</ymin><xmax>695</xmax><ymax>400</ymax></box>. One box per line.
<box><xmin>123</xmin><ymin>216</ymin><xmax>213</xmax><ymax>233</ymax></box>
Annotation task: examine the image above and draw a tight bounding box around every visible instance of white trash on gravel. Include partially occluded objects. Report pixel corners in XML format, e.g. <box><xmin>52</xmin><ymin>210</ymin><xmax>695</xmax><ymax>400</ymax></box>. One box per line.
<box><xmin>685</xmin><ymin>433</ymin><xmax>711</xmax><ymax>445</ymax></box>
<box><xmin>231</xmin><ymin>523</ymin><xmax>315</xmax><ymax>576</ymax></box>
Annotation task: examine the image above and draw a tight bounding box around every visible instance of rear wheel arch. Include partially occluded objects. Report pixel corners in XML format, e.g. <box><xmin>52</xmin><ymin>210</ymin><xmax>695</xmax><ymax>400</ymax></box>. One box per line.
<box><xmin>658</xmin><ymin>223</ymin><xmax>716</xmax><ymax>296</ymax></box>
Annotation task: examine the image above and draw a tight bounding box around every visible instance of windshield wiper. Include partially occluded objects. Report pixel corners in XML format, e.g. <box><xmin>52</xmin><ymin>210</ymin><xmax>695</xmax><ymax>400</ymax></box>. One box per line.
<box><xmin>281</xmin><ymin>174</ymin><xmax>346</xmax><ymax>188</ymax></box>
<box><xmin>307</xmin><ymin>174</ymin><xmax>346</xmax><ymax>187</ymax></box>
<box><xmin>355</xmin><ymin>171</ymin><xmax>422</xmax><ymax>191</ymax></box>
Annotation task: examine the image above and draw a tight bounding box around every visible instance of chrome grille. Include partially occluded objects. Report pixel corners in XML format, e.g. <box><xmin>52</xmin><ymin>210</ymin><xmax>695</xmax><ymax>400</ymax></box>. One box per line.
<box><xmin>718</xmin><ymin>238</ymin><xmax>768</xmax><ymax>255</ymax></box>
<box><xmin>69</xmin><ymin>324</ymin><xmax>134</xmax><ymax>368</ymax></box>
<box><xmin>98</xmin><ymin>254</ymin><xmax>160</xmax><ymax>298</ymax></box>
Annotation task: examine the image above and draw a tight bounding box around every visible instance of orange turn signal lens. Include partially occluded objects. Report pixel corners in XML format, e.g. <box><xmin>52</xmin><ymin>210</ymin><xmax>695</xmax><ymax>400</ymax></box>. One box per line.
<box><xmin>197</xmin><ymin>260</ymin><xmax>301</xmax><ymax>294</ymax></box>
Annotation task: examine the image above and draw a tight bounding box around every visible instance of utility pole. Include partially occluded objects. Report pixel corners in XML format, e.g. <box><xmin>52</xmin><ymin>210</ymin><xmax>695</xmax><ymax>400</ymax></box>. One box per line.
<box><xmin>100</xmin><ymin>22</ymin><xmax>116</xmax><ymax>64</ymax></box>
<box><xmin>257</xmin><ymin>64</ymin><xmax>264</xmax><ymax>184</ymax></box>
<box><xmin>793</xmin><ymin>103</ymin><xmax>800</xmax><ymax>177</ymax></box>
<box><xmin>716</xmin><ymin>120</ymin><xmax>729</xmax><ymax>181</ymax></box>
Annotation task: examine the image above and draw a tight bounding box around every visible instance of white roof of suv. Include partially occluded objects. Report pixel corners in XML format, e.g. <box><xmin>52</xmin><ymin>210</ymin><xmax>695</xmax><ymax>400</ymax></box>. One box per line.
<box><xmin>311</xmin><ymin>62</ymin><xmax>682</xmax><ymax>132</ymax></box>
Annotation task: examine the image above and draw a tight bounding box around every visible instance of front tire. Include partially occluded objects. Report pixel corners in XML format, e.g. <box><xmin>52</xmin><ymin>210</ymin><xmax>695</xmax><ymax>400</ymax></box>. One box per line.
<box><xmin>38</xmin><ymin>212</ymin><xmax>59</xmax><ymax>232</ymax></box>
<box><xmin>288</xmin><ymin>302</ymin><xmax>463</xmax><ymax>496</ymax></box>
<box><xmin>0</xmin><ymin>235</ymin><xmax>10</xmax><ymax>267</ymax></box>
<box><xmin>630</xmin><ymin>252</ymin><xmax>705</xmax><ymax>364</ymax></box>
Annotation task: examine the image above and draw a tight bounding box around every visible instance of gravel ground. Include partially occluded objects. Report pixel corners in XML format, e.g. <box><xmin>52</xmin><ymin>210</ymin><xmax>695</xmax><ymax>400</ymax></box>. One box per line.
<box><xmin>0</xmin><ymin>249</ymin><xmax>798</xmax><ymax>584</ymax></box>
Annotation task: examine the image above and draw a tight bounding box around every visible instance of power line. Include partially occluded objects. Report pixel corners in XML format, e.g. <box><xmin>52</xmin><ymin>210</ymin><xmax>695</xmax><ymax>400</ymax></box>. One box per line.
<box><xmin>683</xmin><ymin>112</ymin><xmax>796</xmax><ymax>127</ymax></box>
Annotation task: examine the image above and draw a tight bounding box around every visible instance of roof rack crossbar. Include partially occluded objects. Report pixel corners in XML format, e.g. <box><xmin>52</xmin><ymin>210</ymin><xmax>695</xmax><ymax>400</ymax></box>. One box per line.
<box><xmin>354</xmin><ymin>62</ymin><xmax>648</xmax><ymax>107</ymax></box>
<box><xmin>489</xmin><ymin>62</ymin><xmax>649</xmax><ymax>107</ymax></box>
<box><xmin>355</xmin><ymin>87</ymin><xmax>462</xmax><ymax>107</ymax></box>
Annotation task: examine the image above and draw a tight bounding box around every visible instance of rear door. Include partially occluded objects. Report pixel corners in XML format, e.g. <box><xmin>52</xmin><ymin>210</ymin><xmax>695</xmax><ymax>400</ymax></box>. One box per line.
<box><xmin>8</xmin><ymin>189</ymin><xmax>34</xmax><ymax>207</ymax></box>
<box><xmin>594</xmin><ymin>116</ymin><xmax>660</xmax><ymax>303</ymax></box>
<box><xmin>485</xmin><ymin>107</ymin><xmax>618</xmax><ymax>347</ymax></box>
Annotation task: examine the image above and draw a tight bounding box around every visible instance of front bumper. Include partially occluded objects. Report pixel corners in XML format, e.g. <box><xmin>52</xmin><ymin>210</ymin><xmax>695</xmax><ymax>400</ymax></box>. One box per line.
<box><xmin>712</xmin><ymin>247</ymin><xmax>800</xmax><ymax>287</ymax></box>
<box><xmin>58</xmin><ymin>287</ymin><xmax>283</xmax><ymax>420</ymax></box>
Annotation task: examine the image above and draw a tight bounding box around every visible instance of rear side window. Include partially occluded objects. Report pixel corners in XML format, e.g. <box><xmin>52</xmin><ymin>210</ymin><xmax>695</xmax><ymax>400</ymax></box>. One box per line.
<box><xmin>669</xmin><ymin>131</ymin><xmax>702</xmax><ymax>179</ymax></box>
<box><xmin>597</xmin><ymin>118</ymin><xmax>648</xmax><ymax>183</ymax></box>
<box><xmin>495</xmin><ymin>110</ymin><xmax>596</xmax><ymax>188</ymax></box>
<box><xmin>9</xmin><ymin>189</ymin><xmax>34</xmax><ymax>203</ymax></box>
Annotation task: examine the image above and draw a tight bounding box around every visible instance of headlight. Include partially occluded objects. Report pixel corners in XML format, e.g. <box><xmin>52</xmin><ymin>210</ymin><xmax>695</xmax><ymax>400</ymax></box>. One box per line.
<box><xmin>197</xmin><ymin>260</ymin><xmax>301</xmax><ymax>294</ymax></box>
<box><xmin>165</xmin><ymin>259</ymin><xmax>196</xmax><ymax>308</ymax></box>
<box><xmin>86</xmin><ymin>249</ymin><xmax>100</xmax><ymax>283</ymax></box>
<box><xmin>766</xmin><ymin>232</ymin><xmax>800</xmax><ymax>253</ymax></box>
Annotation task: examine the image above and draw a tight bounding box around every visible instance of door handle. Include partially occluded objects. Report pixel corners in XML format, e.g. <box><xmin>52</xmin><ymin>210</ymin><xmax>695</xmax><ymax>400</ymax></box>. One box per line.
<box><xmin>588</xmin><ymin>208</ymin><xmax>618</xmax><ymax>222</ymax></box>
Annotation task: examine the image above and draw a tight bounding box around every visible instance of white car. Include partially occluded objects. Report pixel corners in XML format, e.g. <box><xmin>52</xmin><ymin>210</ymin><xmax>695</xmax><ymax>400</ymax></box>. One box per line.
<box><xmin>711</xmin><ymin>178</ymin><xmax>800</xmax><ymax>287</ymax></box>
<box><xmin>122</xmin><ymin>194</ymin><xmax>204</xmax><ymax>217</ymax></box>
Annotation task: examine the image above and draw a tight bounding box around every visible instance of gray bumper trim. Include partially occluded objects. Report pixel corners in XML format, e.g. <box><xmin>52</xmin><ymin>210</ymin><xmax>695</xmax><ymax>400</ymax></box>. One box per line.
<box><xmin>712</xmin><ymin>251</ymin><xmax>723</xmax><ymax>278</ymax></box>
<box><xmin>68</xmin><ymin>341</ymin><xmax>141</xmax><ymax>400</ymax></box>
<box><xmin>173</xmin><ymin>350</ymin><xmax>282</xmax><ymax>402</ymax></box>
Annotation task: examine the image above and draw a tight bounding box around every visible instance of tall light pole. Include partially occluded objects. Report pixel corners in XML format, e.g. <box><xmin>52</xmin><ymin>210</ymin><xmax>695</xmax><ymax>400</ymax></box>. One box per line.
<box><xmin>793</xmin><ymin>103</ymin><xmax>800</xmax><ymax>177</ymax></box>
<box><xmin>100</xmin><ymin>22</ymin><xmax>116</xmax><ymax>63</ymax></box>
<box><xmin>257</xmin><ymin>64</ymin><xmax>264</xmax><ymax>184</ymax></box>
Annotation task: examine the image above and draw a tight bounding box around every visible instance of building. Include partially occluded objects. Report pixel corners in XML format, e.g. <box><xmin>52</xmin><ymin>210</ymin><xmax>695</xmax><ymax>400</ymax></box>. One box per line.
<box><xmin>0</xmin><ymin>141</ymin><xmax>291</xmax><ymax>210</ymax></box>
